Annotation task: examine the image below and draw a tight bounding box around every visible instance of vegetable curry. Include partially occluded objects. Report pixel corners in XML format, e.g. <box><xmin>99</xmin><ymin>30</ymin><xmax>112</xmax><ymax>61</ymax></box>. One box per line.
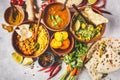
<box><xmin>45</xmin><ymin>3</ymin><xmax>70</xmax><ymax>30</ymax></box>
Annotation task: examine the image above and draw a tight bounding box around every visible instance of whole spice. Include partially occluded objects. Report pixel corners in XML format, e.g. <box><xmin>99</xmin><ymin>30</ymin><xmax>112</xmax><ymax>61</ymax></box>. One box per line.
<box><xmin>45</xmin><ymin>66</ymin><xmax>55</xmax><ymax>73</ymax></box>
<box><xmin>49</xmin><ymin>64</ymin><xmax>59</xmax><ymax>76</ymax></box>
<box><xmin>10</xmin><ymin>0</ymin><xmax>17</xmax><ymax>5</ymax></box>
<box><xmin>7</xmin><ymin>6</ymin><xmax>23</xmax><ymax>25</ymax></box>
<box><xmin>92</xmin><ymin>0</ymin><xmax>100</xmax><ymax>6</ymax></box>
<box><xmin>48</xmin><ymin>65</ymin><xmax>62</xmax><ymax>80</ymax></box>
<box><xmin>79</xmin><ymin>0</ymin><xmax>87</xmax><ymax>7</ymax></box>
<box><xmin>18</xmin><ymin>0</ymin><xmax>25</xmax><ymax>6</ymax></box>
<box><xmin>92</xmin><ymin>0</ymin><xmax>106</xmax><ymax>9</ymax></box>
<box><xmin>38</xmin><ymin>68</ymin><xmax>47</xmax><ymax>72</ymax></box>
<box><xmin>97</xmin><ymin>9</ymin><xmax>112</xmax><ymax>15</ymax></box>
<box><xmin>91</xmin><ymin>7</ymin><xmax>112</xmax><ymax>15</ymax></box>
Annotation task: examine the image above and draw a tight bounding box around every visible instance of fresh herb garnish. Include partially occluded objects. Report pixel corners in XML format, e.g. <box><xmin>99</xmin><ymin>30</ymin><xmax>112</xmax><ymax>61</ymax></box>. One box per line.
<box><xmin>34</xmin><ymin>43</ymin><xmax>40</xmax><ymax>50</ymax></box>
<box><xmin>50</xmin><ymin>15</ymin><xmax>62</xmax><ymax>27</ymax></box>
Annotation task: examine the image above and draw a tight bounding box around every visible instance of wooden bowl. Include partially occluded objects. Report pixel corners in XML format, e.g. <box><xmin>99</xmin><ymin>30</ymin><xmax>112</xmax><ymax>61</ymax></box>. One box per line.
<box><xmin>4</xmin><ymin>5</ymin><xmax>25</xmax><ymax>26</ymax></box>
<box><xmin>12</xmin><ymin>21</ymin><xmax>50</xmax><ymax>58</ymax></box>
<box><xmin>70</xmin><ymin>7</ymin><xmax>106</xmax><ymax>43</ymax></box>
<box><xmin>43</xmin><ymin>2</ymin><xmax>71</xmax><ymax>31</ymax></box>
<box><xmin>50</xmin><ymin>31</ymin><xmax>74</xmax><ymax>56</ymax></box>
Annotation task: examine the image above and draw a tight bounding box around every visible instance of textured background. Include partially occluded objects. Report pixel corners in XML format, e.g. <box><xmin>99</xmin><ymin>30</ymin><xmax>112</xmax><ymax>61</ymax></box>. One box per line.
<box><xmin>0</xmin><ymin>0</ymin><xmax>120</xmax><ymax>80</ymax></box>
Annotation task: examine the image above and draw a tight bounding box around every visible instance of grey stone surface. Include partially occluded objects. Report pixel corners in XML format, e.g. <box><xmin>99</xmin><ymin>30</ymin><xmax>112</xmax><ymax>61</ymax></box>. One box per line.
<box><xmin>0</xmin><ymin>0</ymin><xmax>120</xmax><ymax>80</ymax></box>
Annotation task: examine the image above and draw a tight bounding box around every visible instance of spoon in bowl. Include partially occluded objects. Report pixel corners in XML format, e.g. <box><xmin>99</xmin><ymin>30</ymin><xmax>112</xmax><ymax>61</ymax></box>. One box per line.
<box><xmin>34</xmin><ymin>10</ymin><xmax>43</xmax><ymax>42</ymax></box>
<box><xmin>61</xmin><ymin>0</ymin><xmax>68</xmax><ymax>11</ymax></box>
<box><xmin>72</xmin><ymin>4</ymin><xmax>95</xmax><ymax>25</ymax></box>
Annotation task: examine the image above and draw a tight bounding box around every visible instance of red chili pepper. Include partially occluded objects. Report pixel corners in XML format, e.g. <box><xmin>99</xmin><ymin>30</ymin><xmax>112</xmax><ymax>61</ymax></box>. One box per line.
<box><xmin>92</xmin><ymin>0</ymin><xmax>107</xmax><ymax>9</ymax></box>
<box><xmin>45</xmin><ymin>66</ymin><xmax>55</xmax><ymax>73</ymax></box>
<box><xmin>42</xmin><ymin>3</ymin><xmax>47</xmax><ymax>10</ymax></box>
<box><xmin>38</xmin><ymin>68</ymin><xmax>47</xmax><ymax>72</ymax></box>
<box><xmin>92</xmin><ymin>6</ymin><xmax>112</xmax><ymax>15</ymax></box>
<box><xmin>79</xmin><ymin>0</ymin><xmax>87</xmax><ymax>7</ymax></box>
<box><xmin>47</xmin><ymin>65</ymin><xmax>62</xmax><ymax>80</ymax></box>
<box><xmin>48</xmin><ymin>0</ymin><xmax>55</xmax><ymax>4</ymax></box>
<box><xmin>49</xmin><ymin>64</ymin><xmax>58</xmax><ymax>76</ymax></box>
<box><xmin>10</xmin><ymin>0</ymin><xmax>17</xmax><ymax>5</ymax></box>
<box><xmin>98</xmin><ymin>9</ymin><xmax>112</xmax><ymax>15</ymax></box>
<box><xmin>92</xmin><ymin>0</ymin><xmax>101</xmax><ymax>6</ymax></box>
<box><xmin>17</xmin><ymin>0</ymin><xmax>25</xmax><ymax>6</ymax></box>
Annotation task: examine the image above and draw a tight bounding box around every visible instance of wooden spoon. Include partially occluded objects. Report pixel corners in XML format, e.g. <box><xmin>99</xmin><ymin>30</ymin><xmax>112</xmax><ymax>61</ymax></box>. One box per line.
<box><xmin>72</xmin><ymin>4</ymin><xmax>97</xmax><ymax>26</ymax></box>
<box><xmin>72</xmin><ymin>4</ymin><xmax>87</xmax><ymax>21</ymax></box>
<box><xmin>34</xmin><ymin>10</ymin><xmax>43</xmax><ymax>42</ymax></box>
<box><xmin>61</xmin><ymin>0</ymin><xmax>68</xmax><ymax>11</ymax></box>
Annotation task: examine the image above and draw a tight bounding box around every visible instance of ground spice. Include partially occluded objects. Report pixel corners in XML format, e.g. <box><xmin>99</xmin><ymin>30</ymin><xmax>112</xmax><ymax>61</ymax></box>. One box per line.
<box><xmin>8</xmin><ymin>7</ymin><xmax>23</xmax><ymax>25</ymax></box>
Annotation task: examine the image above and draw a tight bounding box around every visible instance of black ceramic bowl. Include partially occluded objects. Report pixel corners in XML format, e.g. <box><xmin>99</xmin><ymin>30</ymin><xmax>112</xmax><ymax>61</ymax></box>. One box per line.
<box><xmin>38</xmin><ymin>52</ymin><xmax>55</xmax><ymax>68</ymax></box>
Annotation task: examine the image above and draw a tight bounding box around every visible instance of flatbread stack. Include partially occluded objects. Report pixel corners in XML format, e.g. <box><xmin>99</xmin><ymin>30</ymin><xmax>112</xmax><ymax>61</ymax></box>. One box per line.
<box><xmin>85</xmin><ymin>38</ymin><xmax>120</xmax><ymax>80</ymax></box>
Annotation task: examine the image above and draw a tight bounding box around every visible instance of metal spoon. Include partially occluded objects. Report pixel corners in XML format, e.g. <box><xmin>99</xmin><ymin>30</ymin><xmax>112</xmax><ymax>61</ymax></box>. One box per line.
<box><xmin>61</xmin><ymin>0</ymin><xmax>68</xmax><ymax>11</ymax></box>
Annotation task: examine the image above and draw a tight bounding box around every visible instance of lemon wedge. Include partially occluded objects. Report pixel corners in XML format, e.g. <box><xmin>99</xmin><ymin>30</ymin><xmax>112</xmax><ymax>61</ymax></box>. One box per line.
<box><xmin>88</xmin><ymin>0</ymin><xmax>97</xmax><ymax>4</ymax></box>
<box><xmin>12</xmin><ymin>52</ymin><xmax>23</xmax><ymax>64</ymax></box>
<box><xmin>22</xmin><ymin>58</ymin><xmax>33</xmax><ymax>66</ymax></box>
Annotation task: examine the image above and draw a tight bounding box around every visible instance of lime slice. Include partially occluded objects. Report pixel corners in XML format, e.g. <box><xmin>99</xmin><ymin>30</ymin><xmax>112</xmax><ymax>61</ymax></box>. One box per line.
<box><xmin>12</xmin><ymin>52</ymin><xmax>23</xmax><ymax>64</ymax></box>
<box><xmin>22</xmin><ymin>58</ymin><xmax>33</xmax><ymax>66</ymax></box>
<box><xmin>88</xmin><ymin>0</ymin><xmax>97</xmax><ymax>4</ymax></box>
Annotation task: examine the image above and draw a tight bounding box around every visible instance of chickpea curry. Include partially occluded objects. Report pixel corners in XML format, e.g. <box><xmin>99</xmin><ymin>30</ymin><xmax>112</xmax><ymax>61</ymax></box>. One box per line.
<box><xmin>14</xmin><ymin>23</ymin><xmax>49</xmax><ymax>56</ymax></box>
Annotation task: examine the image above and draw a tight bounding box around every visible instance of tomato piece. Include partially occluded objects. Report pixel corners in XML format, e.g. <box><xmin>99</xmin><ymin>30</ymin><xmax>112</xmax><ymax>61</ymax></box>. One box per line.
<box><xmin>18</xmin><ymin>0</ymin><xmax>25</xmax><ymax>6</ymax></box>
<box><xmin>42</xmin><ymin>4</ymin><xmax>47</xmax><ymax>10</ymax></box>
<box><xmin>10</xmin><ymin>0</ymin><xmax>17</xmax><ymax>5</ymax></box>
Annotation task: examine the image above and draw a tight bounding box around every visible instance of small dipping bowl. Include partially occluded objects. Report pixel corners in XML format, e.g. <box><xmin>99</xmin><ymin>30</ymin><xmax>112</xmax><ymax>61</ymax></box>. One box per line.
<box><xmin>4</xmin><ymin>5</ymin><xmax>25</xmax><ymax>26</ymax></box>
<box><xmin>38</xmin><ymin>51</ymin><xmax>55</xmax><ymax>68</ymax></box>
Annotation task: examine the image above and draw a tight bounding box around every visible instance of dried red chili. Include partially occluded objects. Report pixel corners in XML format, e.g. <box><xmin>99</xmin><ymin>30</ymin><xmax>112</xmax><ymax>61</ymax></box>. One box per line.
<box><xmin>10</xmin><ymin>0</ymin><xmax>17</xmax><ymax>5</ymax></box>
<box><xmin>98</xmin><ymin>9</ymin><xmax>112</xmax><ymax>15</ymax></box>
<box><xmin>49</xmin><ymin>64</ymin><xmax>59</xmax><ymax>76</ymax></box>
<box><xmin>92</xmin><ymin>0</ymin><xmax>101</xmax><ymax>6</ymax></box>
<box><xmin>92</xmin><ymin>6</ymin><xmax>112</xmax><ymax>15</ymax></box>
<box><xmin>79</xmin><ymin>0</ymin><xmax>87</xmax><ymax>7</ymax></box>
<box><xmin>38</xmin><ymin>68</ymin><xmax>47</xmax><ymax>72</ymax></box>
<box><xmin>48</xmin><ymin>65</ymin><xmax>62</xmax><ymax>80</ymax></box>
<box><xmin>17</xmin><ymin>0</ymin><xmax>25</xmax><ymax>6</ymax></box>
<box><xmin>45</xmin><ymin>66</ymin><xmax>55</xmax><ymax>73</ymax></box>
<box><xmin>92</xmin><ymin>0</ymin><xmax>107</xmax><ymax>9</ymax></box>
